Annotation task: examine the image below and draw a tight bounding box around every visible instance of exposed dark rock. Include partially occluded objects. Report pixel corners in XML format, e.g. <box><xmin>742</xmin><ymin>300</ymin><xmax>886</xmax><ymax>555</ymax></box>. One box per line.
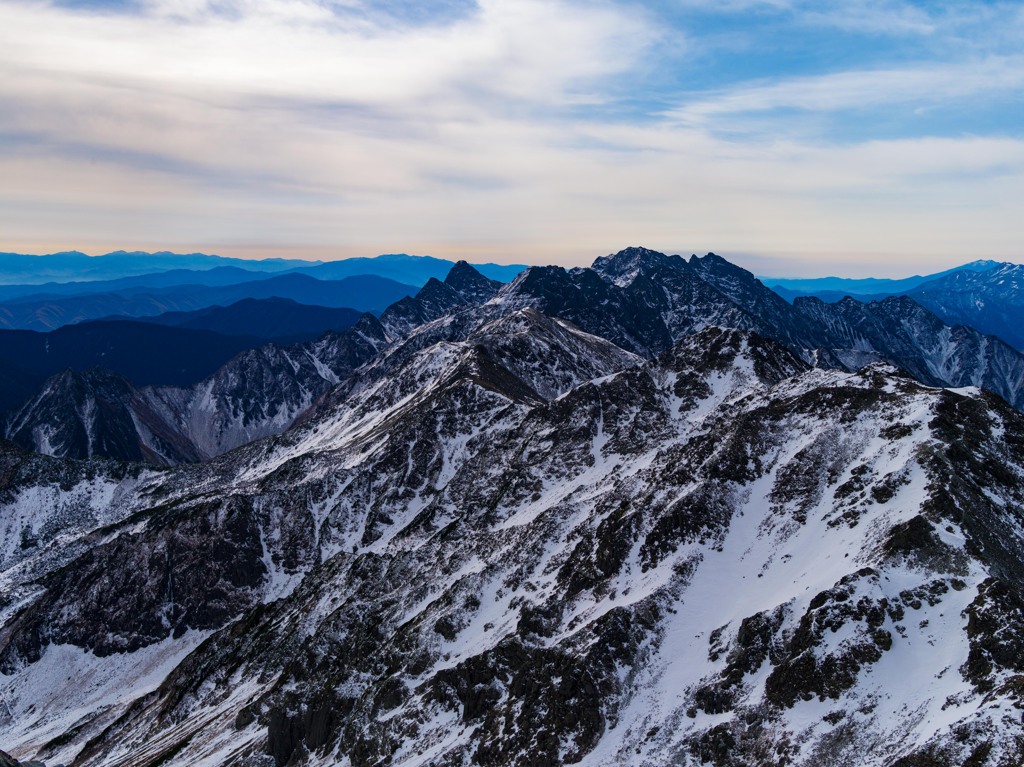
<box><xmin>4</xmin><ymin>277</ymin><xmax>1024</xmax><ymax>767</ymax></box>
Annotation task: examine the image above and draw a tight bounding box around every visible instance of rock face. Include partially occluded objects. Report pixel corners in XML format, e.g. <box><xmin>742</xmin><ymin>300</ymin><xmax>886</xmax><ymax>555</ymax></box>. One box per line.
<box><xmin>9</xmin><ymin>252</ymin><xmax>1024</xmax><ymax>466</ymax></box>
<box><xmin>4</xmin><ymin>313</ymin><xmax>390</xmax><ymax>464</ymax></box>
<box><xmin>4</xmin><ymin>368</ymin><xmax>203</xmax><ymax>464</ymax></box>
<box><xmin>791</xmin><ymin>294</ymin><xmax>1024</xmax><ymax>402</ymax></box>
<box><xmin>904</xmin><ymin>262</ymin><xmax>1024</xmax><ymax>351</ymax></box>
<box><xmin>496</xmin><ymin>247</ymin><xmax>1024</xmax><ymax>408</ymax></box>
<box><xmin>2</xmin><ymin>299</ymin><xmax>1024</xmax><ymax>767</ymax></box>
<box><xmin>379</xmin><ymin>260</ymin><xmax>502</xmax><ymax>337</ymax></box>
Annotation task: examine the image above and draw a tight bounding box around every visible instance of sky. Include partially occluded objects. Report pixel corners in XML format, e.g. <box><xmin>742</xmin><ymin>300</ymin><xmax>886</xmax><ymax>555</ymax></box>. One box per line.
<box><xmin>0</xmin><ymin>0</ymin><xmax>1022</xmax><ymax>277</ymax></box>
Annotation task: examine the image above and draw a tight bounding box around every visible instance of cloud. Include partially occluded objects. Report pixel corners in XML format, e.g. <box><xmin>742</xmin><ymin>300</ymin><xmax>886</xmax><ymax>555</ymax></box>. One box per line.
<box><xmin>1</xmin><ymin>0</ymin><xmax>1023</xmax><ymax>275</ymax></box>
<box><xmin>793</xmin><ymin>0</ymin><xmax>937</xmax><ymax>35</ymax></box>
<box><xmin>664</xmin><ymin>56</ymin><xmax>1024</xmax><ymax>130</ymax></box>
<box><xmin>0</xmin><ymin>0</ymin><xmax>655</xmax><ymax>180</ymax></box>
<box><xmin>1</xmin><ymin>0</ymin><xmax>647</xmax><ymax>106</ymax></box>
<box><xmin>670</xmin><ymin>0</ymin><xmax>938</xmax><ymax>36</ymax></box>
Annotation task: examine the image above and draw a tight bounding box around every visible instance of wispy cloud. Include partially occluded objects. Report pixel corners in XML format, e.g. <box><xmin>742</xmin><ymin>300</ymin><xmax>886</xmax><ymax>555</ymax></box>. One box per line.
<box><xmin>664</xmin><ymin>56</ymin><xmax>1024</xmax><ymax>131</ymax></box>
<box><xmin>672</xmin><ymin>0</ymin><xmax>949</xmax><ymax>37</ymax></box>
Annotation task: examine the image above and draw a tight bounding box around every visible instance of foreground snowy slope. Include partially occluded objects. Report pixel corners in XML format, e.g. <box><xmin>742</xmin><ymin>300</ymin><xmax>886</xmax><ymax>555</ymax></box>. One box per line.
<box><xmin>1</xmin><ymin>318</ymin><xmax>1023</xmax><ymax>766</ymax></box>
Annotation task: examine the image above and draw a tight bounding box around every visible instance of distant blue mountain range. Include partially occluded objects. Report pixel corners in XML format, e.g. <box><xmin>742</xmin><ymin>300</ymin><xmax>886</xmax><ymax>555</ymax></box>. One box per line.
<box><xmin>0</xmin><ymin>266</ymin><xmax>283</xmax><ymax>302</ymax></box>
<box><xmin>0</xmin><ymin>274</ymin><xmax>417</xmax><ymax>331</ymax></box>
<box><xmin>760</xmin><ymin>259</ymin><xmax>1000</xmax><ymax>296</ymax></box>
<box><xmin>0</xmin><ymin>250</ymin><xmax>318</xmax><ymax>284</ymax></box>
<box><xmin>116</xmin><ymin>297</ymin><xmax>364</xmax><ymax>343</ymax></box>
<box><xmin>293</xmin><ymin>254</ymin><xmax>526</xmax><ymax>284</ymax></box>
<box><xmin>0</xmin><ymin>250</ymin><xmax>526</xmax><ymax>286</ymax></box>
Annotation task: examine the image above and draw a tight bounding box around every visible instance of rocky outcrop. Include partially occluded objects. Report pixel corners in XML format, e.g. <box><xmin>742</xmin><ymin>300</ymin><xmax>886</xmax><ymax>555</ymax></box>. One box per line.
<box><xmin>3</xmin><ymin>320</ymin><xmax>1024</xmax><ymax>766</ymax></box>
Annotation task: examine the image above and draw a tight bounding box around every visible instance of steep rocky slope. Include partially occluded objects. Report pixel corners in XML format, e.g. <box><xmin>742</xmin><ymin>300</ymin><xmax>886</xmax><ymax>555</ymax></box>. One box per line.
<box><xmin>2</xmin><ymin>319</ymin><xmax>1024</xmax><ymax>767</ymax></box>
<box><xmin>768</xmin><ymin>260</ymin><xmax>1024</xmax><ymax>353</ymax></box>
<box><xmin>905</xmin><ymin>262</ymin><xmax>1024</xmax><ymax>351</ymax></box>
<box><xmin>495</xmin><ymin>247</ymin><xmax>1024</xmax><ymax>408</ymax></box>
<box><xmin>379</xmin><ymin>260</ymin><xmax>502</xmax><ymax>337</ymax></box>
<box><xmin>792</xmin><ymin>294</ymin><xmax>1024</xmax><ymax>400</ymax></box>
<box><xmin>4</xmin><ymin>368</ymin><xmax>204</xmax><ymax>464</ymax></box>
<box><xmin>3</xmin><ymin>262</ymin><xmax>501</xmax><ymax>466</ymax></box>
<box><xmin>3</xmin><ymin>314</ymin><xmax>390</xmax><ymax>465</ymax></box>
<box><xmin>9</xmin><ymin>250</ymin><xmax>1024</xmax><ymax>466</ymax></box>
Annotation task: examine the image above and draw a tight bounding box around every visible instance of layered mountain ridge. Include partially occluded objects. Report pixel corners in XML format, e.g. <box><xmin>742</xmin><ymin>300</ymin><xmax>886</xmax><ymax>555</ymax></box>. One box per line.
<box><xmin>9</xmin><ymin>249</ymin><xmax>1024</xmax><ymax>466</ymax></box>
<box><xmin>2</xmin><ymin>261</ymin><xmax>504</xmax><ymax>464</ymax></box>
<box><xmin>4</xmin><ymin>314</ymin><xmax>390</xmax><ymax>464</ymax></box>
<box><xmin>769</xmin><ymin>259</ymin><xmax>1024</xmax><ymax>352</ymax></box>
<box><xmin>0</xmin><ymin>251</ymin><xmax>526</xmax><ymax>290</ymax></box>
<box><xmin>2</xmin><ymin>320</ymin><xmax>1024</xmax><ymax>766</ymax></box>
<box><xmin>2</xmin><ymin>248</ymin><xmax>1024</xmax><ymax>766</ymax></box>
<box><xmin>905</xmin><ymin>262</ymin><xmax>1024</xmax><ymax>351</ymax></box>
<box><xmin>0</xmin><ymin>274</ymin><xmax>417</xmax><ymax>332</ymax></box>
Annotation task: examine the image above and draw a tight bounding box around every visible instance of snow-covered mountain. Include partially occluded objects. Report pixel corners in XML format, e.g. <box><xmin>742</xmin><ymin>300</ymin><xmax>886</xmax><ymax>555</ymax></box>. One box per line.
<box><xmin>4</xmin><ymin>314</ymin><xmax>390</xmax><ymax>464</ymax></box>
<box><xmin>2</xmin><ymin>290</ymin><xmax>1024</xmax><ymax>766</ymax></box>
<box><xmin>763</xmin><ymin>258</ymin><xmax>1001</xmax><ymax>297</ymax></box>
<box><xmin>8</xmin><ymin>249</ymin><xmax>1024</xmax><ymax>472</ymax></box>
<box><xmin>904</xmin><ymin>262</ymin><xmax>1024</xmax><ymax>351</ymax></box>
<box><xmin>497</xmin><ymin>248</ymin><xmax>1024</xmax><ymax>408</ymax></box>
<box><xmin>2</xmin><ymin>262</ymin><xmax>507</xmax><ymax>465</ymax></box>
<box><xmin>767</xmin><ymin>259</ymin><xmax>1024</xmax><ymax>353</ymax></box>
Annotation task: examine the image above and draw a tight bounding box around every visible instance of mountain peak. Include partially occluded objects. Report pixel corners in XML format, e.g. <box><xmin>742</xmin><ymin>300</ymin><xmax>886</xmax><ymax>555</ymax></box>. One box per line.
<box><xmin>689</xmin><ymin>251</ymin><xmax>753</xmax><ymax>278</ymax></box>
<box><xmin>961</xmin><ymin>258</ymin><xmax>1005</xmax><ymax>271</ymax></box>
<box><xmin>445</xmin><ymin>259</ymin><xmax>481</xmax><ymax>282</ymax></box>
<box><xmin>591</xmin><ymin>246</ymin><xmax>683</xmax><ymax>285</ymax></box>
<box><xmin>444</xmin><ymin>260</ymin><xmax>501</xmax><ymax>303</ymax></box>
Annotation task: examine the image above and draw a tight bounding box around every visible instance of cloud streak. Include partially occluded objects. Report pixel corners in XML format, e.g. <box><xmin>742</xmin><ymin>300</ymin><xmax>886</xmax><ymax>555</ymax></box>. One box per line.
<box><xmin>666</xmin><ymin>57</ymin><xmax>1024</xmax><ymax>125</ymax></box>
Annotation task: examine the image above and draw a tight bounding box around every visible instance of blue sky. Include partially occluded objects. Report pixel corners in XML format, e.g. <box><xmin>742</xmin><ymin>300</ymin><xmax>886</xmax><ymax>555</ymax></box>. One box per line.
<box><xmin>0</xmin><ymin>0</ymin><xmax>1021</xmax><ymax>276</ymax></box>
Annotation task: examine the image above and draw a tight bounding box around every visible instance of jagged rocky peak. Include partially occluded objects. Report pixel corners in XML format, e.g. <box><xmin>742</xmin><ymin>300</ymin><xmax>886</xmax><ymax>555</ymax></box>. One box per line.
<box><xmin>443</xmin><ymin>259</ymin><xmax>502</xmax><ymax>303</ymax></box>
<box><xmin>689</xmin><ymin>250</ymin><xmax>741</xmax><ymax>271</ymax></box>
<box><xmin>591</xmin><ymin>245</ymin><xmax>688</xmax><ymax>285</ymax></box>
<box><xmin>687</xmin><ymin>252</ymin><xmax>803</xmax><ymax>333</ymax></box>
<box><xmin>493</xmin><ymin>263</ymin><xmax>612</xmax><ymax>318</ymax></box>
<box><xmin>5</xmin><ymin>367</ymin><xmax>200</xmax><ymax>465</ymax></box>
<box><xmin>402</xmin><ymin>277</ymin><xmax>460</xmax><ymax>314</ymax></box>
<box><xmin>503</xmin><ymin>262</ymin><xmax>574</xmax><ymax>295</ymax></box>
<box><xmin>379</xmin><ymin>262</ymin><xmax>501</xmax><ymax>338</ymax></box>
<box><xmin>305</xmin><ymin>307</ymin><xmax>641</xmax><ymax>430</ymax></box>
<box><xmin>347</xmin><ymin>311</ymin><xmax>388</xmax><ymax>341</ymax></box>
<box><xmin>690</xmin><ymin>251</ymin><xmax>764</xmax><ymax>291</ymax></box>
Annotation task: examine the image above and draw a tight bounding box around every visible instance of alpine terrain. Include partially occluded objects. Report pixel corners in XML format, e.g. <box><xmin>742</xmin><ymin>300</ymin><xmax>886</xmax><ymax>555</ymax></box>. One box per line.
<box><xmin>1</xmin><ymin>248</ymin><xmax>1023</xmax><ymax>767</ymax></box>
<box><xmin>767</xmin><ymin>259</ymin><xmax>1024</xmax><ymax>353</ymax></box>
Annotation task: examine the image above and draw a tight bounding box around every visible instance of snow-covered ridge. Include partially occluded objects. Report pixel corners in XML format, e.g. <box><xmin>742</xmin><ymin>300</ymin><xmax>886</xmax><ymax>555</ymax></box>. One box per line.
<box><xmin>2</xmin><ymin>316</ymin><xmax>1024</xmax><ymax>766</ymax></box>
<box><xmin>9</xmin><ymin>250</ymin><xmax>1024</xmax><ymax>473</ymax></box>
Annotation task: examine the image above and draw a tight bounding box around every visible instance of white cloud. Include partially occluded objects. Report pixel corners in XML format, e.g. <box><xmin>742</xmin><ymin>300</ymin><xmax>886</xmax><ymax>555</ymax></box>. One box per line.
<box><xmin>664</xmin><ymin>56</ymin><xmax>1024</xmax><ymax>128</ymax></box>
<box><xmin>0</xmin><ymin>0</ymin><xmax>1022</xmax><ymax>274</ymax></box>
<box><xmin>0</xmin><ymin>0</ymin><xmax>647</xmax><ymax>106</ymax></box>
